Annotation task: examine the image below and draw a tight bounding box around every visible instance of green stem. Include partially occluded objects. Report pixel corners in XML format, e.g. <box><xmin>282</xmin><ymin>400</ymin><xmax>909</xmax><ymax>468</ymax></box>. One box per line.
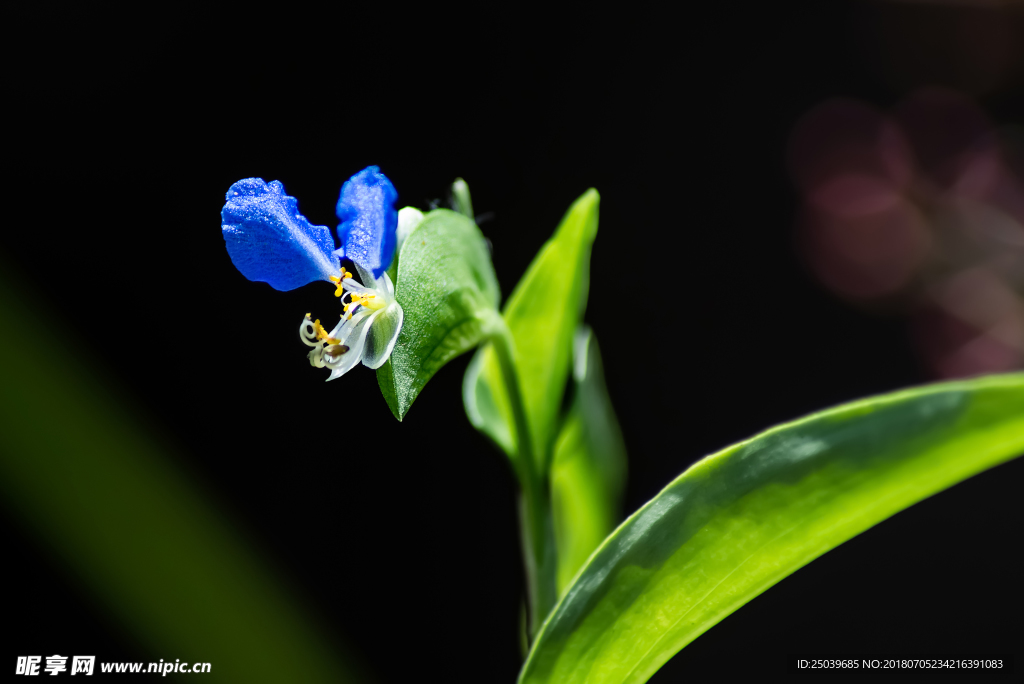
<box><xmin>487</xmin><ymin>315</ymin><xmax>557</xmax><ymax>640</ymax></box>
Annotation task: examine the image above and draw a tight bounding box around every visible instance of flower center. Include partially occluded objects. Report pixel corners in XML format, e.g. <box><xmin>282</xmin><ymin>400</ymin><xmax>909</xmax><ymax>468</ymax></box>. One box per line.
<box><xmin>344</xmin><ymin>291</ymin><xmax>385</xmax><ymax>315</ymax></box>
<box><xmin>328</xmin><ymin>267</ymin><xmax>387</xmax><ymax>318</ymax></box>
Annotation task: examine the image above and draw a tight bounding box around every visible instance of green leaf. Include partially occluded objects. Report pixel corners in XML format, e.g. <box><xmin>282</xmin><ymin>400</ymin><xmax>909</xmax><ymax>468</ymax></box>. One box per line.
<box><xmin>551</xmin><ymin>327</ymin><xmax>627</xmax><ymax>596</ymax></box>
<box><xmin>0</xmin><ymin>258</ymin><xmax>360</xmax><ymax>683</ymax></box>
<box><xmin>378</xmin><ymin>208</ymin><xmax>500</xmax><ymax>420</ymax></box>
<box><xmin>464</xmin><ymin>344</ymin><xmax>516</xmax><ymax>454</ymax></box>
<box><xmin>520</xmin><ymin>374</ymin><xmax>1024</xmax><ymax>684</ymax></box>
<box><xmin>463</xmin><ymin>189</ymin><xmax>599</xmax><ymax>466</ymax></box>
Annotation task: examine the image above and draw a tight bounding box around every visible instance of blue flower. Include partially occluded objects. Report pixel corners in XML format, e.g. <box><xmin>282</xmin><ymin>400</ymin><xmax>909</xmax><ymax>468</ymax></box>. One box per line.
<box><xmin>335</xmin><ymin>166</ymin><xmax>399</xmax><ymax>281</ymax></box>
<box><xmin>221</xmin><ymin>166</ymin><xmax>404</xmax><ymax>380</ymax></box>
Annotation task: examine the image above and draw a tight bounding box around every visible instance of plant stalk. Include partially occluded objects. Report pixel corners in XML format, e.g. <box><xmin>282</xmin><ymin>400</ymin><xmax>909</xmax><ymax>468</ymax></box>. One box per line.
<box><xmin>487</xmin><ymin>316</ymin><xmax>558</xmax><ymax>640</ymax></box>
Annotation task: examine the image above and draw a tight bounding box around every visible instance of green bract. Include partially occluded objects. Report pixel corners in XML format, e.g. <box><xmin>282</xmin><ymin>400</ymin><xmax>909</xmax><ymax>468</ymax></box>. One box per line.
<box><xmin>377</xmin><ymin>208</ymin><xmax>500</xmax><ymax>420</ymax></box>
<box><xmin>551</xmin><ymin>327</ymin><xmax>627</xmax><ymax>595</ymax></box>
<box><xmin>519</xmin><ymin>374</ymin><xmax>1024</xmax><ymax>684</ymax></box>
<box><xmin>463</xmin><ymin>189</ymin><xmax>599</xmax><ymax>469</ymax></box>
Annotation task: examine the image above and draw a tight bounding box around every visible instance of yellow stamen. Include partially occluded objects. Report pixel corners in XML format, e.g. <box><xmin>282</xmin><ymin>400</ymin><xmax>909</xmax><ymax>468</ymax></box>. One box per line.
<box><xmin>344</xmin><ymin>292</ymin><xmax>374</xmax><ymax>313</ymax></box>
<box><xmin>312</xmin><ymin>318</ymin><xmax>339</xmax><ymax>344</ymax></box>
<box><xmin>329</xmin><ymin>267</ymin><xmax>355</xmax><ymax>297</ymax></box>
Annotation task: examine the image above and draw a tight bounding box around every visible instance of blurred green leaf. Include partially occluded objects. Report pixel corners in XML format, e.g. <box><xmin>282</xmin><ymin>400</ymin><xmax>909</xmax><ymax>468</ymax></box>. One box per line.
<box><xmin>520</xmin><ymin>374</ymin><xmax>1024</xmax><ymax>684</ymax></box>
<box><xmin>377</xmin><ymin>208</ymin><xmax>500</xmax><ymax>420</ymax></box>
<box><xmin>550</xmin><ymin>327</ymin><xmax>627</xmax><ymax>596</ymax></box>
<box><xmin>451</xmin><ymin>178</ymin><xmax>474</xmax><ymax>219</ymax></box>
<box><xmin>463</xmin><ymin>189</ymin><xmax>599</xmax><ymax>466</ymax></box>
<box><xmin>464</xmin><ymin>345</ymin><xmax>516</xmax><ymax>455</ymax></box>
<box><xmin>0</xmin><ymin>261</ymin><xmax>359</xmax><ymax>684</ymax></box>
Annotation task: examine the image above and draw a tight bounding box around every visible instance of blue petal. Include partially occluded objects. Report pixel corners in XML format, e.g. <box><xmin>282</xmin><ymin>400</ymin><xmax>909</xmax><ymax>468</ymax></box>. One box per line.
<box><xmin>335</xmin><ymin>166</ymin><xmax>399</xmax><ymax>279</ymax></box>
<box><xmin>222</xmin><ymin>178</ymin><xmax>340</xmax><ymax>291</ymax></box>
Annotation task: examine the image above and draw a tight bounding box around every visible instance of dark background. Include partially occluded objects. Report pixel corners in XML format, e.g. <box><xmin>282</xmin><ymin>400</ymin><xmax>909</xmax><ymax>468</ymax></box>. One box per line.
<box><xmin>5</xmin><ymin>2</ymin><xmax>1022</xmax><ymax>682</ymax></box>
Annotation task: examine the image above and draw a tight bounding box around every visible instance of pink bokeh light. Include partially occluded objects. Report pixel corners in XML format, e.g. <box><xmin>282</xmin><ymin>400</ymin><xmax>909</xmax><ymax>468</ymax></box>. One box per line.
<box><xmin>790</xmin><ymin>88</ymin><xmax>1024</xmax><ymax>377</ymax></box>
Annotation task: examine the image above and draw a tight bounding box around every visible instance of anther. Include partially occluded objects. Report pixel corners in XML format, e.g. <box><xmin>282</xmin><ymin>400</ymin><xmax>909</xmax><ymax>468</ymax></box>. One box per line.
<box><xmin>325</xmin><ymin>344</ymin><xmax>350</xmax><ymax>359</ymax></box>
<box><xmin>312</xmin><ymin>318</ymin><xmax>339</xmax><ymax>344</ymax></box>
<box><xmin>329</xmin><ymin>268</ymin><xmax>355</xmax><ymax>297</ymax></box>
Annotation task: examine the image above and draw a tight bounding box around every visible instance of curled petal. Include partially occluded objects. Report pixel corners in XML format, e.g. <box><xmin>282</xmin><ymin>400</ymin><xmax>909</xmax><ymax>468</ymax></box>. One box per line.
<box><xmin>335</xmin><ymin>166</ymin><xmax>398</xmax><ymax>279</ymax></box>
<box><xmin>222</xmin><ymin>178</ymin><xmax>340</xmax><ymax>291</ymax></box>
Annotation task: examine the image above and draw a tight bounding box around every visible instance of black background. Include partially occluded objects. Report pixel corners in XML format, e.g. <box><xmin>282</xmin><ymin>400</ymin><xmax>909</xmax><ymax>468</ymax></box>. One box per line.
<box><xmin>5</xmin><ymin>2</ymin><xmax>1022</xmax><ymax>682</ymax></box>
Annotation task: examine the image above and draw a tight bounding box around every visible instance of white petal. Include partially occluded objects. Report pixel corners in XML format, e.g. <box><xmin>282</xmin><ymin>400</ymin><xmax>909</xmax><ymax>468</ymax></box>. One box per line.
<box><xmin>352</xmin><ymin>262</ymin><xmax>377</xmax><ymax>289</ymax></box>
<box><xmin>380</xmin><ymin>270</ymin><xmax>396</xmax><ymax>300</ymax></box>
<box><xmin>328</xmin><ymin>309</ymin><xmax>369</xmax><ymax>342</ymax></box>
<box><xmin>396</xmin><ymin>207</ymin><xmax>425</xmax><ymax>253</ymax></box>
<box><xmin>361</xmin><ymin>301</ymin><xmax>404</xmax><ymax>369</ymax></box>
<box><xmin>325</xmin><ymin>310</ymin><xmax>378</xmax><ymax>381</ymax></box>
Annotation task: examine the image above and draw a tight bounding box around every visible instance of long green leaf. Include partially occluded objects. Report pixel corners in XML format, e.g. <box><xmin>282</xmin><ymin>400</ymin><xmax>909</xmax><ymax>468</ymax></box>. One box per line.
<box><xmin>464</xmin><ymin>189</ymin><xmax>599</xmax><ymax>465</ymax></box>
<box><xmin>520</xmin><ymin>374</ymin><xmax>1024</xmax><ymax>684</ymax></box>
<box><xmin>551</xmin><ymin>327</ymin><xmax>626</xmax><ymax>595</ymax></box>
<box><xmin>0</xmin><ymin>260</ymin><xmax>357</xmax><ymax>683</ymax></box>
<box><xmin>378</xmin><ymin>208</ymin><xmax>500</xmax><ymax>420</ymax></box>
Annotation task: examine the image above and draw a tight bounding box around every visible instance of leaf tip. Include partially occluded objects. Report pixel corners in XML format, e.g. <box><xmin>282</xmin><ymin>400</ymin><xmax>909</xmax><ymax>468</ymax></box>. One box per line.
<box><xmin>567</xmin><ymin>188</ymin><xmax>600</xmax><ymax>240</ymax></box>
<box><xmin>570</xmin><ymin>188</ymin><xmax>600</xmax><ymax>214</ymax></box>
<box><xmin>376</xmin><ymin>360</ymin><xmax>405</xmax><ymax>421</ymax></box>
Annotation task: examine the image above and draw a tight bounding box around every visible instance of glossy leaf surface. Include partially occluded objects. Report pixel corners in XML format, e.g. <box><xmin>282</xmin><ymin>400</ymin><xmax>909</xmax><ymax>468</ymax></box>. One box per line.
<box><xmin>551</xmin><ymin>327</ymin><xmax>627</xmax><ymax>595</ymax></box>
<box><xmin>464</xmin><ymin>189</ymin><xmax>599</xmax><ymax>465</ymax></box>
<box><xmin>520</xmin><ymin>374</ymin><xmax>1024</xmax><ymax>684</ymax></box>
<box><xmin>377</xmin><ymin>209</ymin><xmax>500</xmax><ymax>420</ymax></box>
